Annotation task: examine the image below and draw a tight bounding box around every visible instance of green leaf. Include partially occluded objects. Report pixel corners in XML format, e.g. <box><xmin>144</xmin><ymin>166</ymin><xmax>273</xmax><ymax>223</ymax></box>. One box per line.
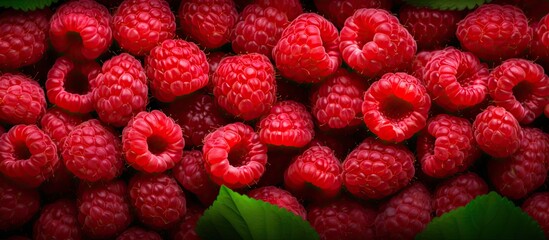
<box><xmin>196</xmin><ymin>186</ymin><xmax>320</xmax><ymax>240</ymax></box>
<box><xmin>0</xmin><ymin>0</ymin><xmax>58</xmax><ymax>11</ymax></box>
<box><xmin>404</xmin><ymin>0</ymin><xmax>492</xmax><ymax>10</ymax></box>
<box><xmin>416</xmin><ymin>191</ymin><xmax>545</xmax><ymax>240</ymax></box>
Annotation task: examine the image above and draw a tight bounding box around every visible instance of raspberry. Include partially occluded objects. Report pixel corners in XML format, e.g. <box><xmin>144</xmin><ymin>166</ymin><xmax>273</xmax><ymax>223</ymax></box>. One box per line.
<box><xmin>0</xmin><ymin>9</ymin><xmax>49</xmax><ymax>69</ymax></box>
<box><xmin>488</xmin><ymin>127</ymin><xmax>548</xmax><ymax>199</ymax></box>
<box><xmin>362</xmin><ymin>72</ymin><xmax>431</xmax><ymax>143</ymax></box>
<box><xmin>258</xmin><ymin>100</ymin><xmax>315</xmax><ymax>148</ymax></box>
<box><xmin>203</xmin><ymin>122</ymin><xmax>268</xmax><ymax>189</ymax></box>
<box><xmin>39</xmin><ymin>106</ymin><xmax>91</xmax><ymax>147</ymax></box>
<box><xmin>0</xmin><ymin>73</ymin><xmax>46</xmax><ymax>125</ymax></box>
<box><xmin>33</xmin><ymin>199</ymin><xmax>81</xmax><ymax>240</ymax></box>
<box><xmin>117</xmin><ymin>227</ymin><xmax>162</xmax><ymax>240</ymax></box>
<box><xmin>488</xmin><ymin>58</ymin><xmax>549</xmax><ymax>124</ymax></box>
<box><xmin>255</xmin><ymin>0</ymin><xmax>303</xmax><ymax>20</ymax></box>
<box><xmin>248</xmin><ymin>186</ymin><xmax>306</xmax><ymax>219</ymax></box>
<box><xmin>313</xmin><ymin>0</ymin><xmax>392</xmax><ymax>29</ymax></box>
<box><xmin>93</xmin><ymin>53</ymin><xmax>148</xmax><ymax>127</ymax></box>
<box><xmin>46</xmin><ymin>56</ymin><xmax>101</xmax><ymax>114</ymax></box>
<box><xmin>529</xmin><ymin>14</ymin><xmax>549</xmax><ymax>66</ymax></box>
<box><xmin>340</xmin><ymin>8</ymin><xmax>416</xmax><ymax>78</ymax></box>
<box><xmin>113</xmin><ymin>0</ymin><xmax>176</xmax><ymax>56</ymax></box>
<box><xmin>173</xmin><ymin>150</ymin><xmax>219</xmax><ymax>205</ymax></box>
<box><xmin>212</xmin><ymin>53</ymin><xmax>276</xmax><ymax>120</ymax></box>
<box><xmin>0</xmin><ymin>125</ymin><xmax>58</xmax><ymax>188</ymax></box>
<box><xmin>456</xmin><ymin>4</ymin><xmax>532</xmax><ymax>62</ymax></box>
<box><xmin>62</xmin><ymin>119</ymin><xmax>124</xmax><ymax>182</ymax></box>
<box><xmin>49</xmin><ymin>0</ymin><xmax>112</xmax><ymax>60</ymax></box>
<box><xmin>284</xmin><ymin>145</ymin><xmax>343</xmax><ymax>200</ymax></box>
<box><xmin>310</xmin><ymin>68</ymin><xmax>367</xmax><ymax>130</ymax></box>
<box><xmin>0</xmin><ymin>177</ymin><xmax>40</xmax><ymax>231</ymax></box>
<box><xmin>307</xmin><ymin>197</ymin><xmax>377</xmax><ymax>240</ymax></box>
<box><xmin>129</xmin><ymin>173</ymin><xmax>186</xmax><ymax>229</ymax></box>
<box><xmin>374</xmin><ymin>182</ymin><xmax>432</xmax><ymax>240</ymax></box>
<box><xmin>77</xmin><ymin>180</ymin><xmax>132</xmax><ymax>239</ymax></box>
<box><xmin>417</xmin><ymin>114</ymin><xmax>480</xmax><ymax>178</ymax></box>
<box><xmin>171</xmin><ymin>205</ymin><xmax>204</xmax><ymax>240</ymax></box>
<box><xmin>432</xmin><ymin>172</ymin><xmax>489</xmax><ymax>216</ymax></box>
<box><xmin>178</xmin><ymin>0</ymin><xmax>238</xmax><ymax>49</ymax></box>
<box><xmin>410</xmin><ymin>50</ymin><xmax>437</xmax><ymax>79</ymax></box>
<box><xmin>123</xmin><ymin>110</ymin><xmax>184</xmax><ymax>173</ymax></box>
<box><xmin>522</xmin><ymin>192</ymin><xmax>549</xmax><ymax>238</ymax></box>
<box><xmin>422</xmin><ymin>47</ymin><xmax>489</xmax><ymax>111</ymax></box>
<box><xmin>473</xmin><ymin>106</ymin><xmax>522</xmax><ymax>158</ymax></box>
<box><xmin>145</xmin><ymin>39</ymin><xmax>209</xmax><ymax>102</ymax></box>
<box><xmin>272</xmin><ymin>13</ymin><xmax>341</xmax><ymax>83</ymax></box>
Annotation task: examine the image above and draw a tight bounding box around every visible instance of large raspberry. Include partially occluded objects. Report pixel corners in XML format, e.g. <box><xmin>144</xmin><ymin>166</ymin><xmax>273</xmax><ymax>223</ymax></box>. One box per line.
<box><xmin>202</xmin><ymin>122</ymin><xmax>268</xmax><ymax>189</ymax></box>
<box><xmin>39</xmin><ymin>106</ymin><xmax>90</xmax><ymax>147</ymax></box>
<box><xmin>473</xmin><ymin>106</ymin><xmax>522</xmax><ymax>158</ymax></box>
<box><xmin>0</xmin><ymin>177</ymin><xmax>40</xmax><ymax>231</ymax></box>
<box><xmin>529</xmin><ymin>14</ymin><xmax>549</xmax><ymax>67</ymax></box>
<box><xmin>362</xmin><ymin>72</ymin><xmax>431</xmax><ymax>143</ymax></box>
<box><xmin>340</xmin><ymin>8</ymin><xmax>416</xmax><ymax>78</ymax></box>
<box><xmin>258</xmin><ymin>100</ymin><xmax>315</xmax><ymax>148</ymax></box>
<box><xmin>33</xmin><ymin>199</ymin><xmax>81</xmax><ymax>240</ymax></box>
<box><xmin>0</xmin><ymin>73</ymin><xmax>46</xmax><ymax>125</ymax></box>
<box><xmin>49</xmin><ymin>0</ymin><xmax>112</xmax><ymax>61</ymax></box>
<box><xmin>522</xmin><ymin>192</ymin><xmax>549</xmax><ymax>238</ymax></box>
<box><xmin>173</xmin><ymin>150</ymin><xmax>219</xmax><ymax>205</ymax></box>
<box><xmin>272</xmin><ymin>13</ymin><xmax>341</xmax><ymax>83</ymax></box>
<box><xmin>212</xmin><ymin>53</ymin><xmax>276</xmax><ymax>120</ymax></box>
<box><xmin>0</xmin><ymin>125</ymin><xmax>58</xmax><ymax>188</ymax></box>
<box><xmin>248</xmin><ymin>186</ymin><xmax>306</xmax><ymax>219</ymax></box>
<box><xmin>145</xmin><ymin>39</ymin><xmax>209</xmax><ymax>102</ymax></box>
<box><xmin>456</xmin><ymin>4</ymin><xmax>532</xmax><ymax>62</ymax></box>
<box><xmin>314</xmin><ymin>0</ymin><xmax>392</xmax><ymax>29</ymax></box>
<box><xmin>254</xmin><ymin>0</ymin><xmax>303</xmax><ymax>20</ymax></box>
<box><xmin>117</xmin><ymin>227</ymin><xmax>162</xmax><ymax>240</ymax></box>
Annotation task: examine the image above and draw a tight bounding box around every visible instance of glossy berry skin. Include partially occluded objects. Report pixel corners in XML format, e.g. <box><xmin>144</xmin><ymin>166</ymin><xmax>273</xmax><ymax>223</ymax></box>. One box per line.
<box><xmin>340</xmin><ymin>8</ymin><xmax>416</xmax><ymax>78</ymax></box>
<box><xmin>343</xmin><ymin>137</ymin><xmax>415</xmax><ymax>200</ymax></box>
<box><xmin>522</xmin><ymin>192</ymin><xmax>549</xmax><ymax>238</ymax></box>
<box><xmin>112</xmin><ymin>0</ymin><xmax>176</xmax><ymax>56</ymax></box>
<box><xmin>145</xmin><ymin>39</ymin><xmax>209</xmax><ymax>102</ymax></box>
<box><xmin>248</xmin><ymin>186</ymin><xmax>306</xmax><ymax>219</ymax></box>
<box><xmin>39</xmin><ymin>106</ymin><xmax>90</xmax><ymax>147</ymax></box>
<box><xmin>272</xmin><ymin>13</ymin><xmax>341</xmax><ymax>83</ymax></box>
<box><xmin>530</xmin><ymin>14</ymin><xmax>549</xmax><ymax>66</ymax></box>
<box><xmin>173</xmin><ymin>150</ymin><xmax>219</xmax><ymax>205</ymax></box>
<box><xmin>33</xmin><ymin>199</ymin><xmax>82</xmax><ymax>240</ymax></box>
<box><xmin>473</xmin><ymin>106</ymin><xmax>522</xmax><ymax>158</ymax></box>
<box><xmin>117</xmin><ymin>227</ymin><xmax>162</xmax><ymax>240</ymax></box>
<box><xmin>0</xmin><ymin>73</ymin><xmax>46</xmax><ymax>125</ymax></box>
<box><xmin>202</xmin><ymin>122</ymin><xmax>268</xmax><ymax>189</ymax></box>
<box><xmin>433</xmin><ymin>172</ymin><xmax>488</xmax><ymax>216</ymax></box>
<box><xmin>258</xmin><ymin>100</ymin><xmax>315</xmax><ymax>148</ymax></box>
<box><xmin>362</xmin><ymin>72</ymin><xmax>431</xmax><ymax>143</ymax></box>
<box><xmin>313</xmin><ymin>0</ymin><xmax>392</xmax><ymax>29</ymax></box>
<box><xmin>212</xmin><ymin>53</ymin><xmax>276</xmax><ymax>120</ymax></box>
<box><xmin>49</xmin><ymin>0</ymin><xmax>112</xmax><ymax>61</ymax></box>
<box><xmin>456</xmin><ymin>4</ymin><xmax>532</xmax><ymax>62</ymax></box>
<box><xmin>0</xmin><ymin>125</ymin><xmax>58</xmax><ymax>188</ymax></box>
<box><xmin>0</xmin><ymin>177</ymin><xmax>40</xmax><ymax>231</ymax></box>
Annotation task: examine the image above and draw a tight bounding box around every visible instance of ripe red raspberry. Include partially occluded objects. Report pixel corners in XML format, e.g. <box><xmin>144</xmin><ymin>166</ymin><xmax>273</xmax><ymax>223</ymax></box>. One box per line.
<box><xmin>203</xmin><ymin>122</ymin><xmax>268</xmax><ymax>189</ymax></box>
<box><xmin>410</xmin><ymin>50</ymin><xmax>437</xmax><ymax>79</ymax></box>
<box><xmin>49</xmin><ymin>0</ymin><xmax>112</xmax><ymax>61</ymax></box>
<box><xmin>39</xmin><ymin>106</ymin><xmax>91</xmax><ymax>147</ymax></box>
<box><xmin>33</xmin><ymin>199</ymin><xmax>81</xmax><ymax>240</ymax></box>
<box><xmin>340</xmin><ymin>8</ymin><xmax>416</xmax><ymax>78</ymax></box>
<box><xmin>522</xmin><ymin>192</ymin><xmax>549</xmax><ymax>238</ymax></box>
<box><xmin>145</xmin><ymin>39</ymin><xmax>209</xmax><ymax>102</ymax></box>
<box><xmin>529</xmin><ymin>14</ymin><xmax>549</xmax><ymax>66</ymax></box>
<box><xmin>284</xmin><ymin>145</ymin><xmax>343</xmax><ymax>200</ymax></box>
<box><xmin>205</xmin><ymin>51</ymin><xmax>232</xmax><ymax>92</ymax></box>
<box><xmin>488</xmin><ymin>127</ymin><xmax>548</xmax><ymax>199</ymax></box>
<box><xmin>255</xmin><ymin>0</ymin><xmax>303</xmax><ymax>20</ymax></box>
<box><xmin>310</xmin><ymin>68</ymin><xmax>367</xmax><ymax>130</ymax></box>
<box><xmin>456</xmin><ymin>4</ymin><xmax>532</xmax><ymax>62</ymax></box>
<box><xmin>362</xmin><ymin>72</ymin><xmax>431</xmax><ymax>143</ymax></box>
<box><xmin>488</xmin><ymin>58</ymin><xmax>549</xmax><ymax>124</ymax></box>
<box><xmin>77</xmin><ymin>180</ymin><xmax>132</xmax><ymax>239</ymax></box>
<box><xmin>314</xmin><ymin>0</ymin><xmax>392</xmax><ymax>29</ymax></box>
<box><xmin>93</xmin><ymin>53</ymin><xmax>148</xmax><ymax>127</ymax></box>
<box><xmin>272</xmin><ymin>13</ymin><xmax>341</xmax><ymax>83</ymax></box>
<box><xmin>307</xmin><ymin>197</ymin><xmax>377</xmax><ymax>240</ymax></box>
<box><xmin>212</xmin><ymin>53</ymin><xmax>276</xmax><ymax>120</ymax></box>
<box><xmin>0</xmin><ymin>9</ymin><xmax>49</xmax><ymax>69</ymax></box>
<box><xmin>46</xmin><ymin>56</ymin><xmax>101</xmax><ymax>114</ymax></box>
<box><xmin>473</xmin><ymin>106</ymin><xmax>522</xmax><ymax>158</ymax></box>
<box><xmin>248</xmin><ymin>186</ymin><xmax>306</xmax><ymax>219</ymax></box>
<box><xmin>129</xmin><ymin>173</ymin><xmax>186</xmax><ymax>229</ymax></box>
<box><xmin>62</xmin><ymin>119</ymin><xmax>124</xmax><ymax>182</ymax></box>
<box><xmin>117</xmin><ymin>227</ymin><xmax>162</xmax><ymax>240</ymax></box>
<box><xmin>173</xmin><ymin>150</ymin><xmax>219</xmax><ymax>205</ymax></box>
<box><xmin>0</xmin><ymin>125</ymin><xmax>58</xmax><ymax>188</ymax></box>
<box><xmin>0</xmin><ymin>177</ymin><xmax>40</xmax><ymax>231</ymax></box>
<box><xmin>374</xmin><ymin>182</ymin><xmax>432</xmax><ymax>240</ymax></box>
<box><xmin>258</xmin><ymin>100</ymin><xmax>314</xmax><ymax>148</ymax></box>
<box><xmin>113</xmin><ymin>0</ymin><xmax>175</xmax><ymax>56</ymax></box>
<box><xmin>178</xmin><ymin>0</ymin><xmax>238</xmax><ymax>49</ymax></box>
<box><xmin>0</xmin><ymin>73</ymin><xmax>46</xmax><ymax>125</ymax></box>
<box><xmin>417</xmin><ymin>114</ymin><xmax>480</xmax><ymax>178</ymax></box>
<box><xmin>432</xmin><ymin>172</ymin><xmax>489</xmax><ymax>216</ymax></box>
<box><xmin>171</xmin><ymin>205</ymin><xmax>204</xmax><ymax>240</ymax></box>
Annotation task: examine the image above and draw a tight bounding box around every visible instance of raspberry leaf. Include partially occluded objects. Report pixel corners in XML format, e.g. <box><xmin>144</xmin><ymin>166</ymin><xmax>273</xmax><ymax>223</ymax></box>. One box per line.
<box><xmin>417</xmin><ymin>191</ymin><xmax>544</xmax><ymax>240</ymax></box>
<box><xmin>0</xmin><ymin>0</ymin><xmax>58</xmax><ymax>11</ymax></box>
<box><xmin>196</xmin><ymin>185</ymin><xmax>319</xmax><ymax>240</ymax></box>
<box><xmin>404</xmin><ymin>0</ymin><xmax>492</xmax><ymax>10</ymax></box>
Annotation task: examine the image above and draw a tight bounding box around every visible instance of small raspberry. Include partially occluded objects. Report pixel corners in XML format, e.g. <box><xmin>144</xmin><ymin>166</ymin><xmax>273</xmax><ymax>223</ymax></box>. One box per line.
<box><xmin>0</xmin><ymin>73</ymin><xmax>46</xmax><ymax>125</ymax></box>
<box><xmin>374</xmin><ymin>182</ymin><xmax>432</xmax><ymax>240</ymax></box>
<box><xmin>314</xmin><ymin>0</ymin><xmax>392</xmax><ymax>29</ymax></box>
<box><xmin>39</xmin><ymin>106</ymin><xmax>91</xmax><ymax>147</ymax></box>
<box><xmin>522</xmin><ymin>192</ymin><xmax>549</xmax><ymax>238</ymax></box>
<box><xmin>272</xmin><ymin>13</ymin><xmax>341</xmax><ymax>83</ymax></box>
<box><xmin>529</xmin><ymin>14</ymin><xmax>549</xmax><ymax>66</ymax></box>
<box><xmin>62</xmin><ymin>119</ymin><xmax>124</xmax><ymax>182</ymax></box>
<box><xmin>173</xmin><ymin>150</ymin><xmax>219</xmax><ymax>205</ymax></box>
<box><xmin>145</xmin><ymin>39</ymin><xmax>209</xmax><ymax>102</ymax></box>
<box><xmin>362</xmin><ymin>72</ymin><xmax>431</xmax><ymax>143</ymax></box>
<box><xmin>248</xmin><ymin>186</ymin><xmax>306</xmax><ymax>219</ymax></box>
<box><xmin>0</xmin><ymin>177</ymin><xmax>40</xmax><ymax>231</ymax></box>
<box><xmin>170</xmin><ymin>205</ymin><xmax>204</xmax><ymax>240</ymax></box>
<box><xmin>202</xmin><ymin>122</ymin><xmax>268</xmax><ymax>189</ymax></box>
<box><xmin>258</xmin><ymin>100</ymin><xmax>315</xmax><ymax>148</ymax></box>
<box><xmin>432</xmin><ymin>172</ymin><xmax>489</xmax><ymax>216</ymax></box>
<box><xmin>473</xmin><ymin>106</ymin><xmax>523</xmax><ymax>158</ymax></box>
<box><xmin>33</xmin><ymin>199</ymin><xmax>81</xmax><ymax>240</ymax></box>
<box><xmin>0</xmin><ymin>125</ymin><xmax>58</xmax><ymax>188</ymax></box>
<box><xmin>255</xmin><ymin>0</ymin><xmax>303</xmax><ymax>20</ymax></box>
<box><xmin>49</xmin><ymin>0</ymin><xmax>112</xmax><ymax>60</ymax></box>
<box><xmin>212</xmin><ymin>53</ymin><xmax>276</xmax><ymax>120</ymax></box>
<box><xmin>117</xmin><ymin>227</ymin><xmax>162</xmax><ymax>240</ymax></box>
<box><xmin>456</xmin><ymin>4</ymin><xmax>532</xmax><ymax>62</ymax></box>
